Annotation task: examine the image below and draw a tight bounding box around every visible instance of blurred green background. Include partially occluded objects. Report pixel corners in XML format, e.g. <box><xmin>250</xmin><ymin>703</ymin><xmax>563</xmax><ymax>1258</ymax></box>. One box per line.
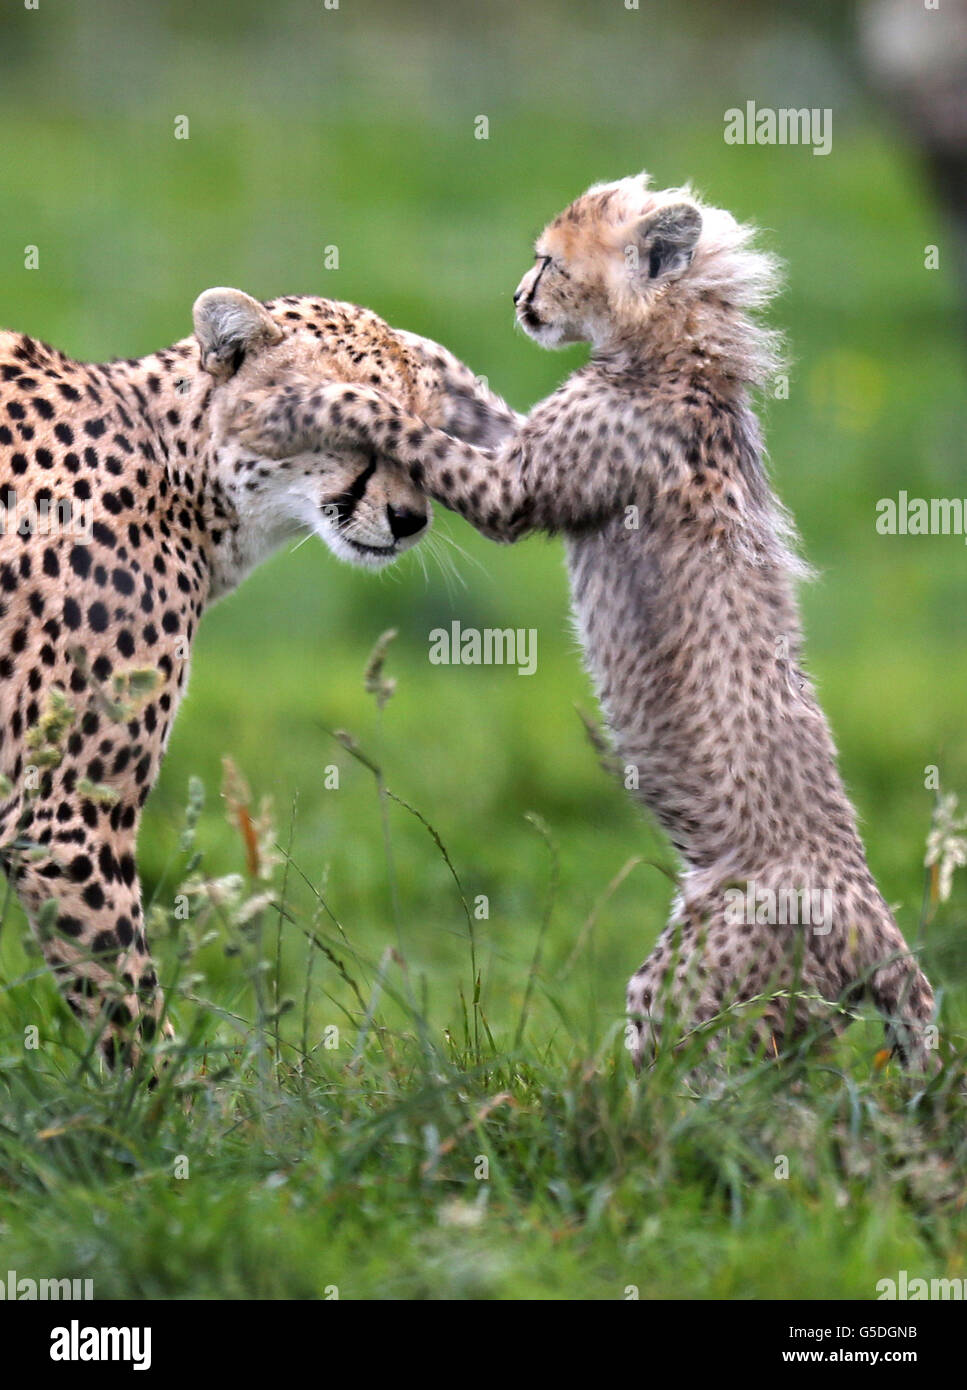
<box><xmin>0</xmin><ymin>0</ymin><xmax>964</xmax><ymax>1049</ymax></box>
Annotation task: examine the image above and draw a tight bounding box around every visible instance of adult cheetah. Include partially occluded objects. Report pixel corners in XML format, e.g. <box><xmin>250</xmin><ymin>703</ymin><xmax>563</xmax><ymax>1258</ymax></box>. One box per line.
<box><xmin>0</xmin><ymin>287</ymin><xmax>517</xmax><ymax>1065</ymax></box>
<box><xmin>230</xmin><ymin>177</ymin><xmax>938</xmax><ymax>1071</ymax></box>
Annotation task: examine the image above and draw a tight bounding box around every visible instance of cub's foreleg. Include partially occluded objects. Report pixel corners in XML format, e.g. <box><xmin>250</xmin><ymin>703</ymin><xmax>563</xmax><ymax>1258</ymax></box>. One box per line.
<box><xmin>232</xmin><ymin>382</ymin><xmax>535</xmax><ymax>541</ymax></box>
<box><xmin>231</xmin><ymin>381</ymin><xmax>632</xmax><ymax>541</ymax></box>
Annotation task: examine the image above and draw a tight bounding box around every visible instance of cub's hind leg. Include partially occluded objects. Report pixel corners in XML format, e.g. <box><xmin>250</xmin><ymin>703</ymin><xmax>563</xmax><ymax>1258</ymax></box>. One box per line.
<box><xmin>626</xmin><ymin>899</ymin><xmax>825</xmax><ymax>1073</ymax></box>
<box><xmin>626</xmin><ymin>908</ymin><xmax>726</xmax><ymax>1072</ymax></box>
<box><xmin>865</xmin><ymin>927</ymin><xmax>937</xmax><ymax>1072</ymax></box>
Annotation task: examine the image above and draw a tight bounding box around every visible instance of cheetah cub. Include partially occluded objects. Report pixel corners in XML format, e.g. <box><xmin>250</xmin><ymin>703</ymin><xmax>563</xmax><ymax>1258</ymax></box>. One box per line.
<box><xmin>234</xmin><ymin>175</ymin><xmax>937</xmax><ymax>1071</ymax></box>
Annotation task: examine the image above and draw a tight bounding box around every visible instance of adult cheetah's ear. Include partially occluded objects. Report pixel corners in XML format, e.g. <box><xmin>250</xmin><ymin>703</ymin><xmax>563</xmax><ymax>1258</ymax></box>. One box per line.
<box><xmin>192</xmin><ymin>288</ymin><xmax>284</xmax><ymax>381</ymax></box>
<box><xmin>634</xmin><ymin>203</ymin><xmax>702</xmax><ymax>282</ymax></box>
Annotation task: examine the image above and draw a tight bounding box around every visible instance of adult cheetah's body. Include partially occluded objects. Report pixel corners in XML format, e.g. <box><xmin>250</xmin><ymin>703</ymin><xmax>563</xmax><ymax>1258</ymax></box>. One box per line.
<box><xmin>0</xmin><ymin>290</ymin><xmax>516</xmax><ymax>1063</ymax></box>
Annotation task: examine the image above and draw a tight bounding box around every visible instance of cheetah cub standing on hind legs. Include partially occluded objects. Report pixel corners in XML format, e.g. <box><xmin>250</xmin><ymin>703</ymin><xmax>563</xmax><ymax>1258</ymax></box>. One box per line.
<box><xmin>234</xmin><ymin>174</ymin><xmax>937</xmax><ymax>1071</ymax></box>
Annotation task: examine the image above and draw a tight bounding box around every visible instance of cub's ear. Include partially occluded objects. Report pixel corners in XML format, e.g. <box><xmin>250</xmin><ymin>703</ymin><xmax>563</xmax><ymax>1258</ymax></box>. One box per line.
<box><xmin>192</xmin><ymin>288</ymin><xmax>284</xmax><ymax>380</ymax></box>
<box><xmin>634</xmin><ymin>203</ymin><xmax>702</xmax><ymax>281</ymax></box>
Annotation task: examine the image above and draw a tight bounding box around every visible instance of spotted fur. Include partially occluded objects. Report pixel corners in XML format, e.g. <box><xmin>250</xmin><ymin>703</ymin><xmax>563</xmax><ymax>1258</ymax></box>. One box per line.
<box><xmin>232</xmin><ymin>176</ymin><xmax>937</xmax><ymax>1071</ymax></box>
<box><xmin>0</xmin><ymin>288</ymin><xmax>516</xmax><ymax>1066</ymax></box>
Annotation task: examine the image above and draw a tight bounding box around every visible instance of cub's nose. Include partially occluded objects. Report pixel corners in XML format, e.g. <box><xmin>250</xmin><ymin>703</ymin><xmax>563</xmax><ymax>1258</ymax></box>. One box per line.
<box><xmin>513</xmin><ymin>269</ymin><xmax>534</xmax><ymax>305</ymax></box>
<box><xmin>386</xmin><ymin>504</ymin><xmax>427</xmax><ymax>540</ymax></box>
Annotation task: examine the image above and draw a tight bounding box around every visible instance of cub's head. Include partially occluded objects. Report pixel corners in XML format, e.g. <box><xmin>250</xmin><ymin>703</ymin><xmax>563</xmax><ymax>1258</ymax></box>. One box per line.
<box><xmin>513</xmin><ymin>173</ymin><xmax>777</xmax><ymax>356</ymax></box>
<box><xmin>192</xmin><ymin>287</ymin><xmax>429</xmax><ymax>573</ymax></box>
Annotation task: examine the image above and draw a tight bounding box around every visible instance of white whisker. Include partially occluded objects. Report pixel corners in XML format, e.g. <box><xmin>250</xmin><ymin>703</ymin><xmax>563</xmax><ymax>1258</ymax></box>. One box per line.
<box><xmin>288</xmin><ymin>529</ymin><xmax>317</xmax><ymax>555</ymax></box>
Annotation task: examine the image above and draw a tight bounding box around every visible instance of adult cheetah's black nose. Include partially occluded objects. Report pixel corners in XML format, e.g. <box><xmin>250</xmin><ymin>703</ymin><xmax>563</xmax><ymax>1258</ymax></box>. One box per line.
<box><xmin>386</xmin><ymin>504</ymin><xmax>427</xmax><ymax>540</ymax></box>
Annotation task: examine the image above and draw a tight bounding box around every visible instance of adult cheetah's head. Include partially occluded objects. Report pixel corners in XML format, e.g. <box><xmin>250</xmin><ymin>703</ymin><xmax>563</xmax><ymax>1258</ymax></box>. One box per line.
<box><xmin>193</xmin><ymin>287</ymin><xmax>430</xmax><ymax>572</ymax></box>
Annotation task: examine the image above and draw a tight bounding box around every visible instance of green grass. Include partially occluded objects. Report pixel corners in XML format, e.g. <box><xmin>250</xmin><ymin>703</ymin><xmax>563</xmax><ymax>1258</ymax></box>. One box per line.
<box><xmin>1</xmin><ymin>4</ymin><xmax>967</xmax><ymax>1300</ymax></box>
<box><xmin>1</xmin><ymin>646</ymin><xmax>965</xmax><ymax>1302</ymax></box>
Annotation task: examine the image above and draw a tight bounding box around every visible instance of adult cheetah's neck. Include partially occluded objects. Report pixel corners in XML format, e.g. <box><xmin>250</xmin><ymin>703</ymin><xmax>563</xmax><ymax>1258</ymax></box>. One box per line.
<box><xmin>0</xmin><ymin>328</ymin><xmax>251</xmax><ymax>609</ymax></box>
<box><xmin>0</xmin><ymin>328</ymin><xmax>220</xmax><ymax>527</ymax></box>
<box><xmin>97</xmin><ymin>341</ymin><xmax>251</xmax><ymax>599</ymax></box>
<box><xmin>100</xmin><ymin>339</ymin><xmax>216</xmax><ymax>476</ymax></box>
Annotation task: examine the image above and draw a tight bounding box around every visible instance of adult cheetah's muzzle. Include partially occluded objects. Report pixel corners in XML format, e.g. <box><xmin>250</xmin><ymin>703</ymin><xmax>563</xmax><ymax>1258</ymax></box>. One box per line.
<box><xmin>386</xmin><ymin>504</ymin><xmax>428</xmax><ymax>540</ymax></box>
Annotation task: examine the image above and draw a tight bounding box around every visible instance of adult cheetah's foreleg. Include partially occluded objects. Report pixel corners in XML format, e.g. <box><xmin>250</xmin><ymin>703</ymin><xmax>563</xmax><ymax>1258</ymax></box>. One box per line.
<box><xmin>6</xmin><ymin>820</ymin><xmax>168</xmax><ymax>1070</ymax></box>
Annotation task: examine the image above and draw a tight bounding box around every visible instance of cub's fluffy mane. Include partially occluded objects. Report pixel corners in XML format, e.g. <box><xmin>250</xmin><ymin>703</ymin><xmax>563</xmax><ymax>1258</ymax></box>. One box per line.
<box><xmin>580</xmin><ymin>174</ymin><xmax>804</xmax><ymax>579</ymax></box>
<box><xmin>591</xmin><ymin>172</ymin><xmax>785</xmax><ymax>390</ymax></box>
